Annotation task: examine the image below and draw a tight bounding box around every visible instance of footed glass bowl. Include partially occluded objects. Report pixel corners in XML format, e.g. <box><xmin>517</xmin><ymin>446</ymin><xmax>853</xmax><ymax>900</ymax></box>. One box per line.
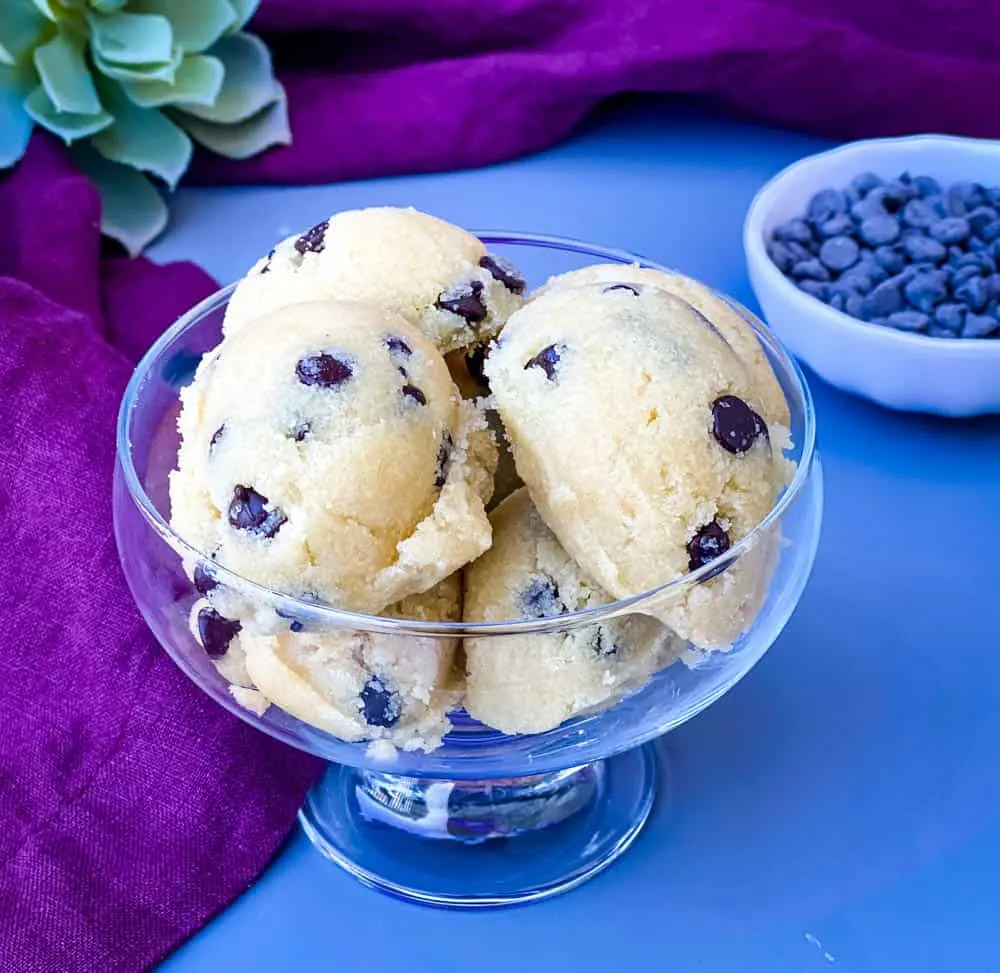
<box><xmin>114</xmin><ymin>233</ymin><xmax>822</xmax><ymax>907</ymax></box>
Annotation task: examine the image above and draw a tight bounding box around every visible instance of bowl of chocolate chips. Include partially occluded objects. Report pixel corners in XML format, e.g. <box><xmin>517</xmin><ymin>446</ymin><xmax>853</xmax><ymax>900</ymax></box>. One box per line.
<box><xmin>744</xmin><ymin>134</ymin><xmax>1000</xmax><ymax>416</ymax></box>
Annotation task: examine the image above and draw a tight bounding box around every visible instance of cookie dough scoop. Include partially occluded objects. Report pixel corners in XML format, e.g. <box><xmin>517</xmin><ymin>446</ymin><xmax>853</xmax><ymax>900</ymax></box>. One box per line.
<box><xmin>486</xmin><ymin>282</ymin><xmax>791</xmax><ymax>647</ymax></box>
<box><xmin>464</xmin><ymin>488</ymin><xmax>678</xmax><ymax>734</ymax></box>
<box><xmin>170</xmin><ymin>300</ymin><xmax>496</xmax><ymax>615</ymax></box>
<box><xmin>224</xmin><ymin>206</ymin><xmax>527</xmax><ymax>355</ymax></box>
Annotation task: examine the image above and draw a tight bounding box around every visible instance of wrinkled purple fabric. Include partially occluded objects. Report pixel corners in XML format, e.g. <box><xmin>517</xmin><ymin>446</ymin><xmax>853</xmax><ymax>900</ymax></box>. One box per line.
<box><xmin>191</xmin><ymin>0</ymin><xmax>1000</xmax><ymax>185</ymax></box>
<box><xmin>0</xmin><ymin>138</ymin><xmax>322</xmax><ymax>973</ymax></box>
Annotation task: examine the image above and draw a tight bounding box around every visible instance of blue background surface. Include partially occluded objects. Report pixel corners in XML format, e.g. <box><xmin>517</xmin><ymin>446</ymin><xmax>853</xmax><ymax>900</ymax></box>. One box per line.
<box><xmin>152</xmin><ymin>99</ymin><xmax>1000</xmax><ymax>972</ymax></box>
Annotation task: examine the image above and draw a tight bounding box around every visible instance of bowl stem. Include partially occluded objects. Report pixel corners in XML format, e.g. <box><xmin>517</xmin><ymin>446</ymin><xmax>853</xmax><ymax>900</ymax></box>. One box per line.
<box><xmin>298</xmin><ymin>743</ymin><xmax>661</xmax><ymax>907</ymax></box>
<box><xmin>355</xmin><ymin>763</ymin><xmax>601</xmax><ymax>842</ymax></box>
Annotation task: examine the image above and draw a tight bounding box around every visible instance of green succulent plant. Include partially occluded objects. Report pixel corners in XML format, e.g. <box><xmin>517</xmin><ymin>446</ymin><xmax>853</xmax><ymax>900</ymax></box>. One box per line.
<box><xmin>0</xmin><ymin>0</ymin><xmax>289</xmax><ymax>253</ymax></box>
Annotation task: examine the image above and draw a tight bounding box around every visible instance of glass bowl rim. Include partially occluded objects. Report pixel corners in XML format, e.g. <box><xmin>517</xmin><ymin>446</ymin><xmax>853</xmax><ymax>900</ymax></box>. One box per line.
<box><xmin>116</xmin><ymin>230</ymin><xmax>817</xmax><ymax>638</ymax></box>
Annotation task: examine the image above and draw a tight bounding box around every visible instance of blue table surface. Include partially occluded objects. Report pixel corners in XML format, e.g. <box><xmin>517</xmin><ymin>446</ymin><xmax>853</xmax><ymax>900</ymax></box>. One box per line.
<box><xmin>151</xmin><ymin>98</ymin><xmax>1000</xmax><ymax>973</ymax></box>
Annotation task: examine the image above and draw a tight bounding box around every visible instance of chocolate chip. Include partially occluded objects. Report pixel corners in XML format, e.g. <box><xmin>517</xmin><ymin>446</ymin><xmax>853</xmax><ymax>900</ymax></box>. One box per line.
<box><xmin>260</xmin><ymin>249</ymin><xmax>275</xmax><ymax>274</ymax></box>
<box><xmin>524</xmin><ymin>344</ymin><xmax>561</xmax><ymax>380</ymax></box>
<box><xmin>209</xmin><ymin>424</ymin><xmax>226</xmax><ymax>453</ymax></box>
<box><xmin>798</xmin><ymin>280</ymin><xmax>828</xmax><ymax>302</ymax></box>
<box><xmin>837</xmin><ymin>266</ymin><xmax>875</xmax><ymax>296</ymax></box>
<box><xmin>816</xmin><ymin>214</ymin><xmax>854</xmax><ymax>239</ymax></box>
<box><xmin>592</xmin><ymin>627</ymin><xmax>618</xmax><ymax>656</ymax></box>
<box><xmin>915</xmin><ymin>175</ymin><xmax>942</xmax><ymax>197</ymax></box>
<box><xmin>886</xmin><ymin>311</ymin><xmax>931</xmax><ymax>331</ymax></box>
<box><xmin>818</xmin><ymin>236</ymin><xmax>859</xmax><ymax>273</ymax></box>
<box><xmin>850</xmin><ymin>172</ymin><xmax>883</xmax><ymax>197</ymax></box>
<box><xmin>193</xmin><ymin>563</ymin><xmax>218</xmax><ymax>594</ymax></box>
<box><xmin>790</xmin><ymin>258</ymin><xmax>830</xmax><ymax>282</ymax></box>
<box><xmin>434</xmin><ymin>432</ymin><xmax>453</xmax><ymax>488</ymax></box>
<box><xmin>385</xmin><ymin>335</ymin><xmax>412</xmax><ymax>357</ymax></box>
<box><xmin>197</xmin><ymin>607</ymin><xmax>241</xmax><ymax>659</ymax></box>
<box><xmin>465</xmin><ymin>345</ymin><xmax>489</xmax><ymax>387</ymax></box>
<box><xmin>929</xmin><ymin>217</ymin><xmax>971</xmax><ymax>245</ymax></box>
<box><xmin>904</xmin><ymin>272</ymin><xmax>947</xmax><ymax>313</ymax></box>
<box><xmin>687</xmin><ymin>521</ymin><xmax>731</xmax><ymax>575</ymax></box>
<box><xmin>603</xmin><ymin>283</ymin><xmax>641</xmax><ymax>295</ymax></box>
<box><xmin>773</xmin><ymin>219</ymin><xmax>814</xmax><ymax>245</ymax></box>
<box><xmin>934</xmin><ymin>303</ymin><xmax>966</xmax><ymax>333</ymax></box>
<box><xmin>874</xmin><ymin>246</ymin><xmax>906</xmax><ymax>275</ymax></box>
<box><xmin>360</xmin><ymin>676</ymin><xmax>401</xmax><ymax>728</ymax></box>
<box><xmin>901</xmin><ymin>235</ymin><xmax>947</xmax><ymax>264</ymax></box>
<box><xmin>810</xmin><ymin>188</ymin><xmax>848</xmax><ymax>224</ymax></box>
<box><xmin>479</xmin><ymin>254</ymin><xmax>526</xmax><ymax>294</ymax></box>
<box><xmin>292</xmin><ymin>421</ymin><xmax>312</xmax><ymax>442</ymax></box>
<box><xmin>767</xmin><ymin>241</ymin><xmax>796</xmax><ymax>273</ymax></box>
<box><xmin>955</xmin><ymin>250</ymin><xmax>996</xmax><ymax>274</ymax></box>
<box><xmin>964</xmin><ymin>311</ymin><xmax>999</xmax><ymax>338</ymax></box>
<box><xmin>289</xmin><ymin>620</ymin><xmax>304</xmax><ymax>633</ymax></box>
<box><xmin>858</xmin><ymin>215</ymin><xmax>900</xmax><ymax>246</ymax></box>
<box><xmin>402</xmin><ymin>384</ymin><xmax>426</xmax><ymax>405</ymax></box>
<box><xmin>228</xmin><ymin>485</ymin><xmax>286</xmax><ymax>538</ymax></box>
<box><xmin>860</xmin><ymin>280</ymin><xmax>904</xmax><ymax>319</ymax></box>
<box><xmin>436</xmin><ymin>280</ymin><xmax>487</xmax><ymax>322</ymax></box>
<box><xmin>296</xmin><ymin>353</ymin><xmax>353</xmax><ymax>389</ymax></box>
<box><xmin>711</xmin><ymin>395</ymin><xmax>766</xmax><ymax>454</ymax></box>
<box><xmin>950</xmin><ymin>181</ymin><xmax>984</xmax><ymax>211</ymax></box>
<box><xmin>955</xmin><ymin>275</ymin><xmax>990</xmax><ymax>312</ymax></box>
<box><xmin>519</xmin><ymin>576</ymin><xmax>565</xmax><ymax>618</ymax></box>
<box><xmin>294</xmin><ymin>220</ymin><xmax>328</xmax><ymax>255</ymax></box>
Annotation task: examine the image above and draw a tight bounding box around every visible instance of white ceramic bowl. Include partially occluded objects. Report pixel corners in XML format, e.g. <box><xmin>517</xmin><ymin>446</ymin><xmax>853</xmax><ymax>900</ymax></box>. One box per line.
<box><xmin>744</xmin><ymin>135</ymin><xmax>1000</xmax><ymax>416</ymax></box>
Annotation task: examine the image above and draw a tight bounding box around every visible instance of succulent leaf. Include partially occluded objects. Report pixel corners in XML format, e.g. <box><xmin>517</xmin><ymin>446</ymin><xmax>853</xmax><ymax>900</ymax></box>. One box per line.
<box><xmin>34</xmin><ymin>30</ymin><xmax>102</xmax><ymax>115</ymax></box>
<box><xmin>0</xmin><ymin>64</ymin><xmax>34</xmax><ymax>166</ymax></box>
<box><xmin>87</xmin><ymin>11</ymin><xmax>173</xmax><ymax>66</ymax></box>
<box><xmin>175</xmin><ymin>86</ymin><xmax>290</xmax><ymax>159</ymax></box>
<box><xmin>92</xmin><ymin>45</ymin><xmax>180</xmax><ymax>83</ymax></box>
<box><xmin>0</xmin><ymin>1</ymin><xmax>48</xmax><ymax>66</ymax></box>
<box><xmin>92</xmin><ymin>79</ymin><xmax>191</xmax><ymax>187</ymax></box>
<box><xmin>24</xmin><ymin>84</ymin><xmax>113</xmax><ymax>141</ymax></box>
<box><xmin>71</xmin><ymin>142</ymin><xmax>168</xmax><ymax>255</ymax></box>
<box><xmin>178</xmin><ymin>33</ymin><xmax>279</xmax><ymax>124</ymax></box>
<box><xmin>121</xmin><ymin>53</ymin><xmax>223</xmax><ymax>108</ymax></box>
<box><xmin>130</xmin><ymin>0</ymin><xmax>235</xmax><ymax>54</ymax></box>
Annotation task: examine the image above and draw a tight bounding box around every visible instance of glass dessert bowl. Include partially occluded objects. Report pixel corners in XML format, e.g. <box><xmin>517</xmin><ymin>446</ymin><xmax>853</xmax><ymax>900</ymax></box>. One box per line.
<box><xmin>114</xmin><ymin>233</ymin><xmax>823</xmax><ymax>907</ymax></box>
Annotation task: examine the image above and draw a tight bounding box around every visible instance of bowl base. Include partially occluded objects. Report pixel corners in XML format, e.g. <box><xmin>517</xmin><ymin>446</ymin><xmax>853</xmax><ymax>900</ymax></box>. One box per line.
<box><xmin>298</xmin><ymin>743</ymin><xmax>660</xmax><ymax>908</ymax></box>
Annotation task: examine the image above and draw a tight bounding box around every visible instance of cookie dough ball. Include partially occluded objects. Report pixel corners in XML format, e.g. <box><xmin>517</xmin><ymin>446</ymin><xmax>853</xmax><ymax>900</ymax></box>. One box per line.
<box><xmin>224</xmin><ymin>207</ymin><xmax>527</xmax><ymax>354</ymax></box>
<box><xmin>534</xmin><ymin>264</ymin><xmax>790</xmax><ymax>427</ymax></box>
<box><xmin>464</xmin><ymin>489</ymin><xmax>678</xmax><ymax>734</ymax></box>
<box><xmin>240</xmin><ymin>575</ymin><xmax>463</xmax><ymax>751</ymax></box>
<box><xmin>170</xmin><ymin>300</ymin><xmax>496</xmax><ymax>614</ymax></box>
<box><xmin>486</xmin><ymin>284</ymin><xmax>791</xmax><ymax>646</ymax></box>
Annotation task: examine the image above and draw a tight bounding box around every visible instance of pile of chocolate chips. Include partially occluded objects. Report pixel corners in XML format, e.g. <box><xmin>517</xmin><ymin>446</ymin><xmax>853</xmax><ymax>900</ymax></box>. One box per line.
<box><xmin>767</xmin><ymin>173</ymin><xmax>1000</xmax><ymax>338</ymax></box>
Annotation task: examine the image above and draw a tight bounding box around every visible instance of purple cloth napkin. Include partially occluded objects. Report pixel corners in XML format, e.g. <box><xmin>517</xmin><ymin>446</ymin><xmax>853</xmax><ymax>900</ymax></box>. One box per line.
<box><xmin>0</xmin><ymin>137</ymin><xmax>322</xmax><ymax>973</ymax></box>
<box><xmin>190</xmin><ymin>0</ymin><xmax>1000</xmax><ymax>186</ymax></box>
